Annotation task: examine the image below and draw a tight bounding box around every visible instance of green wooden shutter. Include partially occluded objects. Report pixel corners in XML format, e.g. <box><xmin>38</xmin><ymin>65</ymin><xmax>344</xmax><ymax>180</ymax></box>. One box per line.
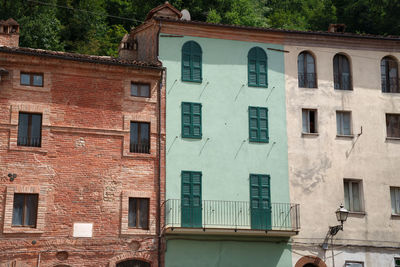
<box><xmin>182</xmin><ymin>41</ymin><xmax>202</xmax><ymax>83</ymax></box>
<box><xmin>250</xmin><ymin>174</ymin><xmax>271</xmax><ymax>230</ymax></box>
<box><xmin>248</xmin><ymin>48</ymin><xmax>257</xmax><ymax>86</ymax></box>
<box><xmin>249</xmin><ymin>106</ymin><xmax>268</xmax><ymax>143</ymax></box>
<box><xmin>182</xmin><ymin>102</ymin><xmax>202</xmax><ymax>139</ymax></box>
<box><xmin>181</xmin><ymin>171</ymin><xmax>202</xmax><ymax>228</ymax></box>
<box><xmin>248</xmin><ymin>47</ymin><xmax>268</xmax><ymax>87</ymax></box>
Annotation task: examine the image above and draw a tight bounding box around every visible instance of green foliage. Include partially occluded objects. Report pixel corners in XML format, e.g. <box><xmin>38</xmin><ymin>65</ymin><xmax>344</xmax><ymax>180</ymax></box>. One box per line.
<box><xmin>1</xmin><ymin>0</ymin><xmax>399</xmax><ymax>56</ymax></box>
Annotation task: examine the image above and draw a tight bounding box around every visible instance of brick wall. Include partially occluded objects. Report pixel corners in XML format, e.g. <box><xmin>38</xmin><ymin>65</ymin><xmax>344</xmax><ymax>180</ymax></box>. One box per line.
<box><xmin>0</xmin><ymin>33</ymin><xmax>19</xmax><ymax>47</ymax></box>
<box><xmin>0</xmin><ymin>52</ymin><xmax>165</xmax><ymax>267</ymax></box>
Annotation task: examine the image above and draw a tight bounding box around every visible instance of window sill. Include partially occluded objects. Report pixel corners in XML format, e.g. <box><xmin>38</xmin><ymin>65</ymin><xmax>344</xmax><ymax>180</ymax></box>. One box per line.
<box><xmin>122</xmin><ymin>152</ymin><xmax>156</xmax><ymax>159</ymax></box>
<box><xmin>299</xmin><ymin>86</ymin><xmax>318</xmax><ymax>89</ymax></box>
<box><xmin>181</xmin><ymin>79</ymin><xmax>202</xmax><ymax>84</ymax></box>
<box><xmin>249</xmin><ymin>140</ymin><xmax>269</xmax><ymax>143</ymax></box>
<box><xmin>382</xmin><ymin>92</ymin><xmax>400</xmax><ymax>94</ymax></box>
<box><xmin>126</xmin><ymin>96</ymin><xmax>157</xmax><ymax>103</ymax></box>
<box><xmin>182</xmin><ymin>136</ymin><xmax>202</xmax><ymax>140</ymax></box>
<box><xmin>386</xmin><ymin>137</ymin><xmax>400</xmax><ymax>141</ymax></box>
<box><xmin>334</xmin><ymin>88</ymin><xmax>353</xmax><ymax>91</ymax></box>
<box><xmin>9</xmin><ymin>145</ymin><xmax>47</xmax><ymax>154</ymax></box>
<box><xmin>301</xmin><ymin>132</ymin><xmax>319</xmax><ymax>137</ymax></box>
<box><xmin>3</xmin><ymin>227</ymin><xmax>44</xmax><ymax>234</ymax></box>
<box><xmin>348</xmin><ymin>211</ymin><xmax>366</xmax><ymax>216</ymax></box>
<box><xmin>248</xmin><ymin>84</ymin><xmax>268</xmax><ymax>88</ymax></box>
<box><xmin>336</xmin><ymin>134</ymin><xmax>354</xmax><ymax>139</ymax></box>
<box><xmin>391</xmin><ymin>214</ymin><xmax>400</xmax><ymax>218</ymax></box>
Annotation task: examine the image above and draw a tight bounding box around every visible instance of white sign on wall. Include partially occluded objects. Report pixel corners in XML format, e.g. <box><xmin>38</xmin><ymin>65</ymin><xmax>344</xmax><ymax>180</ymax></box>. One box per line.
<box><xmin>73</xmin><ymin>223</ymin><xmax>93</xmax><ymax>237</ymax></box>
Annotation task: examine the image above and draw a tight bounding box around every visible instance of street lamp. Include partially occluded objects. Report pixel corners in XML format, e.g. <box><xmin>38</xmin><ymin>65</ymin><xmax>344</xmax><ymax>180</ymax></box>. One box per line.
<box><xmin>329</xmin><ymin>204</ymin><xmax>349</xmax><ymax>236</ymax></box>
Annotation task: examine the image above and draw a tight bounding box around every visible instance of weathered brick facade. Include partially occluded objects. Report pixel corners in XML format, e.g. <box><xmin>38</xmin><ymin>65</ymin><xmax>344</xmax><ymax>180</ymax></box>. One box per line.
<box><xmin>0</xmin><ymin>48</ymin><xmax>165</xmax><ymax>266</ymax></box>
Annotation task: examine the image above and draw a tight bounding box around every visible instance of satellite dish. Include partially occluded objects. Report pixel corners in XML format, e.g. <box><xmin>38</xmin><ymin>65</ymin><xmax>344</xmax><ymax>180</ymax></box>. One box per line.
<box><xmin>181</xmin><ymin>9</ymin><xmax>191</xmax><ymax>21</ymax></box>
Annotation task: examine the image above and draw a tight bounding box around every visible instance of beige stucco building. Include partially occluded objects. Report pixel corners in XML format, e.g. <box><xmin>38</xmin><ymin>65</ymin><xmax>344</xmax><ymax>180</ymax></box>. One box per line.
<box><xmin>284</xmin><ymin>30</ymin><xmax>400</xmax><ymax>267</ymax></box>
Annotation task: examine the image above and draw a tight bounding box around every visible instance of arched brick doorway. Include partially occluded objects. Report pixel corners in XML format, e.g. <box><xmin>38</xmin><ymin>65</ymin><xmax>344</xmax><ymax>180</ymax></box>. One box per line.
<box><xmin>116</xmin><ymin>259</ymin><xmax>150</xmax><ymax>267</ymax></box>
<box><xmin>295</xmin><ymin>256</ymin><xmax>327</xmax><ymax>267</ymax></box>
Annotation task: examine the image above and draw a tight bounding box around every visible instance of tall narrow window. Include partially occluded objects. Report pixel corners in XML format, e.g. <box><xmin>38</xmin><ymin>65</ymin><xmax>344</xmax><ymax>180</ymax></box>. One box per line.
<box><xmin>17</xmin><ymin>113</ymin><xmax>42</xmax><ymax>147</ymax></box>
<box><xmin>344</xmin><ymin>180</ymin><xmax>363</xmax><ymax>212</ymax></box>
<box><xmin>302</xmin><ymin>109</ymin><xmax>317</xmax><ymax>134</ymax></box>
<box><xmin>298</xmin><ymin>51</ymin><xmax>317</xmax><ymax>88</ymax></box>
<box><xmin>390</xmin><ymin>187</ymin><xmax>400</xmax><ymax>215</ymax></box>
<box><xmin>333</xmin><ymin>54</ymin><xmax>352</xmax><ymax>90</ymax></box>
<box><xmin>336</xmin><ymin>111</ymin><xmax>352</xmax><ymax>136</ymax></box>
<box><xmin>181</xmin><ymin>102</ymin><xmax>202</xmax><ymax>139</ymax></box>
<box><xmin>248</xmin><ymin>47</ymin><xmax>268</xmax><ymax>87</ymax></box>
<box><xmin>128</xmin><ymin>198</ymin><xmax>149</xmax><ymax>229</ymax></box>
<box><xmin>130</xmin><ymin>122</ymin><xmax>150</xmax><ymax>153</ymax></box>
<box><xmin>386</xmin><ymin>114</ymin><xmax>400</xmax><ymax>138</ymax></box>
<box><xmin>12</xmin><ymin>193</ymin><xmax>38</xmax><ymax>227</ymax></box>
<box><xmin>182</xmin><ymin>41</ymin><xmax>202</xmax><ymax>82</ymax></box>
<box><xmin>249</xmin><ymin>106</ymin><xmax>269</xmax><ymax>143</ymax></box>
<box><xmin>381</xmin><ymin>56</ymin><xmax>399</xmax><ymax>93</ymax></box>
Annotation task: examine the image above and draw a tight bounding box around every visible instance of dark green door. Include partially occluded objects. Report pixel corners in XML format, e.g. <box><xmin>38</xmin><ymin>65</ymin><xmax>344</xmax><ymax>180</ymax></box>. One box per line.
<box><xmin>250</xmin><ymin>174</ymin><xmax>271</xmax><ymax>230</ymax></box>
<box><xmin>181</xmin><ymin>171</ymin><xmax>202</xmax><ymax>228</ymax></box>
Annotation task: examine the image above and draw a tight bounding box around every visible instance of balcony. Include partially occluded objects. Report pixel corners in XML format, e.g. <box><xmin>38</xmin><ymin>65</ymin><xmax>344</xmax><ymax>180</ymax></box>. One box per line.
<box><xmin>164</xmin><ymin>199</ymin><xmax>300</xmax><ymax>237</ymax></box>
<box><xmin>334</xmin><ymin>73</ymin><xmax>352</xmax><ymax>90</ymax></box>
<box><xmin>129</xmin><ymin>143</ymin><xmax>150</xmax><ymax>154</ymax></box>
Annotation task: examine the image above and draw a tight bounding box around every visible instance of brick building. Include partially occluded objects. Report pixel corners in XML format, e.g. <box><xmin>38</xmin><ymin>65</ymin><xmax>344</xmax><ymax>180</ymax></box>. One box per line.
<box><xmin>0</xmin><ymin>20</ymin><xmax>165</xmax><ymax>267</ymax></box>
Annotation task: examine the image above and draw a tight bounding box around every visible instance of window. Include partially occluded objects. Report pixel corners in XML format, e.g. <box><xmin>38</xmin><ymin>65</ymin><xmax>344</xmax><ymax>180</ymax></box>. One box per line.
<box><xmin>298</xmin><ymin>51</ymin><xmax>317</xmax><ymax>88</ymax></box>
<box><xmin>17</xmin><ymin>112</ymin><xmax>42</xmax><ymax>147</ymax></box>
<box><xmin>131</xmin><ymin>83</ymin><xmax>150</xmax><ymax>98</ymax></box>
<box><xmin>386</xmin><ymin>114</ymin><xmax>400</xmax><ymax>138</ymax></box>
<box><xmin>333</xmin><ymin>54</ymin><xmax>352</xmax><ymax>90</ymax></box>
<box><xmin>130</xmin><ymin>122</ymin><xmax>150</xmax><ymax>153</ymax></box>
<box><xmin>249</xmin><ymin>106</ymin><xmax>268</xmax><ymax>143</ymax></box>
<box><xmin>394</xmin><ymin>258</ymin><xmax>400</xmax><ymax>267</ymax></box>
<box><xmin>128</xmin><ymin>198</ymin><xmax>149</xmax><ymax>229</ymax></box>
<box><xmin>181</xmin><ymin>102</ymin><xmax>202</xmax><ymax>139</ymax></box>
<box><xmin>182</xmin><ymin>41</ymin><xmax>202</xmax><ymax>82</ymax></box>
<box><xmin>336</xmin><ymin>111</ymin><xmax>352</xmax><ymax>136</ymax></box>
<box><xmin>248</xmin><ymin>47</ymin><xmax>268</xmax><ymax>87</ymax></box>
<box><xmin>20</xmin><ymin>72</ymin><xmax>43</xmax><ymax>87</ymax></box>
<box><xmin>381</xmin><ymin>56</ymin><xmax>399</xmax><ymax>93</ymax></box>
<box><xmin>302</xmin><ymin>109</ymin><xmax>317</xmax><ymax>134</ymax></box>
<box><xmin>345</xmin><ymin>261</ymin><xmax>364</xmax><ymax>267</ymax></box>
<box><xmin>390</xmin><ymin>187</ymin><xmax>400</xmax><ymax>215</ymax></box>
<box><xmin>344</xmin><ymin>180</ymin><xmax>363</xmax><ymax>212</ymax></box>
<box><xmin>12</xmin><ymin>193</ymin><xmax>38</xmax><ymax>227</ymax></box>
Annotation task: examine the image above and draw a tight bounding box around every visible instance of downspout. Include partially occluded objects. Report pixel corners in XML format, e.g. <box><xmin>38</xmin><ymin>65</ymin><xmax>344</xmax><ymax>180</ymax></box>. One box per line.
<box><xmin>156</xmin><ymin>20</ymin><xmax>163</xmax><ymax>267</ymax></box>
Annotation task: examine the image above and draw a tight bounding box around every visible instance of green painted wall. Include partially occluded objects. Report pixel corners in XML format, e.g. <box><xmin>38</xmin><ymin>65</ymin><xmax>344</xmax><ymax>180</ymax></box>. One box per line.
<box><xmin>165</xmin><ymin>238</ymin><xmax>292</xmax><ymax>267</ymax></box>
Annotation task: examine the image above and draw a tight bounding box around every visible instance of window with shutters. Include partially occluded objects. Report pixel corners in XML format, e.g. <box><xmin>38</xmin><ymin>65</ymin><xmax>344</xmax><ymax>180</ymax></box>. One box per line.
<box><xmin>333</xmin><ymin>54</ymin><xmax>352</xmax><ymax>90</ymax></box>
<box><xmin>181</xmin><ymin>41</ymin><xmax>202</xmax><ymax>83</ymax></box>
<box><xmin>390</xmin><ymin>187</ymin><xmax>400</xmax><ymax>215</ymax></box>
<box><xmin>181</xmin><ymin>102</ymin><xmax>202</xmax><ymax>139</ymax></box>
<box><xmin>181</xmin><ymin>171</ymin><xmax>202</xmax><ymax>228</ymax></box>
<box><xmin>128</xmin><ymin>198</ymin><xmax>149</xmax><ymax>229</ymax></box>
<box><xmin>248</xmin><ymin>47</ymin><xmax>268</xmax><ymax>87</ymax></box>
<box><xmin>12</xmin><ymin>193</ymin><xmax>38</xmax><ymax>227</ymax></box>
<box><xmin>336</xmin><ymin>111</ymin><xmax>352</xmax><ymax>136</ymax></box>
<box><xmin>386</xmin><ymin>114</ymin><xmax>400</xmax><ymax>138</ymax></box>
<box><xmin>381</xmin><ymin>56</ymin><xmax>399</xmax><ymax>93</ymax></box>
<box><xmin>302</xmin><ymin>109</ymin><xmax>318</xmax><ymax>134</ymax></box>
<box><xmin>248</xmin><ymin>106</ymin><xmax>268</xmax><ymax>143</ymax></box>
<box><xmin>17</xmin><ymin>112</ymin><xmax>42</xmax><ymax>147</ymax></box>
<box><xmin>344</xmin><ymin>179</ymin><xmax>364</xmax><ymax>212</ymax></box>
<box><xmin>298</xmin><ymin>51</ymin><xmax>317</xmax><ymax>88</ymax></box>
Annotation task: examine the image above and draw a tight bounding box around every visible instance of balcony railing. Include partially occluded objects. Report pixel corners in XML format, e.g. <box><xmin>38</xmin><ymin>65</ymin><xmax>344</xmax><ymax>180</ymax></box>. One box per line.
<box><xmin>298</xmin><ymin>73</ymin><xmax>317</xmax><ymax>88</ymax></box>
<box><xmin>129</xmin><ymin>143</ymin><xmax>150</xmax><ymax>154</ymax></box>
<box><xmin>334</xmin><ymin>73</ymin><xmax>352</xmax><ymax>90</ymax></box>
<box><xmin>164</xmin><ymin>199</ymin><xmax>300</xmax><ymax>232</ymax></box>
<box><xmin>381</xmin><ymin>77</ymin><xmax>400</xmax><ymax>93</ymax></box>
<box><xmin>17</xmin><ymin>136</ymin><xmax>41</xmax><ymax>147</ymax></box>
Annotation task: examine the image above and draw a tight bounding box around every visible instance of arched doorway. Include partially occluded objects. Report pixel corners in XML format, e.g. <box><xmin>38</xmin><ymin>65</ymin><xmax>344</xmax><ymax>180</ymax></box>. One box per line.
<box><xmin>304</xmin><ymin>264</ymin><xmax>318</xmax><ymax>267</ymax></box>
<box><xmin>295</xmin><ymin>256</ymin><xmax>327</xmax><ymax>267</ymax></box>
<box><xmin>116</xmin><ymin>260</ymin><xmax>150</xmax><ymax>267</ymax></box>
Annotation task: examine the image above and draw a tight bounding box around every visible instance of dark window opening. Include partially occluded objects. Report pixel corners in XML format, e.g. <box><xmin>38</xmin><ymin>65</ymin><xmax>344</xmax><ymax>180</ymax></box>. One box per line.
<box><xmin>20</xmin><ymin>73</ymin><xmax>43</xmax><ymax>87</ymax></box>
<box><xmin>17</xmin><ymin>112</ymin><xmax>42</xmax><ymax>147</ymax></box>
<box><xmin>117</xmin><ymin>260</ymin><xmax>150</xmax><ymax>267</ymax></box>
<box><xmin>12</xmin><ymin>193</ymin><xmax>38</xmax><ymax>227</ymax></box>
<box><xmin>298</xmin><ymin>51</ymin><xmax>317</xmax><ymax>88</ymax></box>
<box><xmin>333</xmin><ymin>54</ymin><xmax>352</xmax><ymax>90</ymax></box>
<box><xmin>131</xmin><ymin>83</ymin><xmax>150</xmax><ymax>98</ymax></box>
<box><xmin>386</xmin><ymin>114</ymin><xmax>400</xmax><ymax>138</ymax></box>
<box><xmin>128</xmin><ymin>198</ymin><xmax>149</xmax><ymax>229</ymax></box>
<box><xmin>130</xmin><ymin>122</ymin><xmax>150</xmax><ymax>153</ymax></box>
<box><xmin>381</xmin><ymin>56</ymin><xmax>399</xmax><ymax>93</ymax></box>
<box><xmin>302</xmin><ymin>109</ymin><xmax>317</xmax><ymax>134</ymax></box>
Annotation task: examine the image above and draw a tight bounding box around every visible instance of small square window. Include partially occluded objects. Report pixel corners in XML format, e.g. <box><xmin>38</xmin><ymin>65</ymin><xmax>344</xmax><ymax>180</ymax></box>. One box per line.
<box><xmin>130</xmin><ymin>122</ymin><xmax>150</xmax><ymax>153</ymax></box>
<box><xmin>386</xmin><ymin>114</ymin><xmax>400</xmax><ymax>138</ymax></box>
<box><xmin>20</xmin><ymin>73</ymin><xmax>43</xmax><ymax>87</ymax></box>
<box><xmin>345</xmin><ymin>261</ymin><xmax>364</xmax><ymax>267</ymax></box>
<box><xmin>390</xmin><ymin>187</ymin><xmax>400</xmax><ymax>215</ymax></box>
<box><xmin>128</xmin><ymin>198</ymin><xmax>149</xmax><ymax>229</ymax></box>
<box><xmin>17</xmin><ymin>112</ymin><xmax>42</xmax><ymax>147</ymax></box>
<box><xmin>336</xmin><ymin>111</ymin><xmax>352</xmax><ymax>136</ymax></box>
<box><xmin>302</xmin><ymin>109</ymin><xmax>317</xmax><ymax>134</ymax></box>
<box><xmin>131</xmin><ymin>83</ymin><xmax>150</xmax><ymax>98</ymax></box>
<box><xmin>344</xmin><ymin>180</ymin><xmax>363</xmax><ymax>212</ymax></box>
<box><xmin>12</xmin><ymin>193</ymin><xmax>38</xmax><ymax>227</ymax></box>
<box><xmin>394</xmin><ymin>258</ymin><xmax>400</xmax><ymax>267</ymax></box>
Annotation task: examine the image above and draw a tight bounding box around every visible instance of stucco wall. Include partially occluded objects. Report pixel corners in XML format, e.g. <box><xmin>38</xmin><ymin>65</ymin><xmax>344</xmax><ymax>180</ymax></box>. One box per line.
<box><xmin>284</xmin><ymin>44</ymin><xmax>400</xmax><ymax>266</ymax></box>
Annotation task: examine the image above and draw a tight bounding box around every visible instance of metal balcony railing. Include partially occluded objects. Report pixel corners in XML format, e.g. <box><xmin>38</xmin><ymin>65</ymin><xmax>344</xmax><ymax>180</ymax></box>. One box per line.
<box><xmin>381</xmin><ymin>77</ymin><xmax>400</xmax><ymax>93</ymax></box>
<box><xmin>17</xmin><ymin>136</ymin><xmax>41</xmax><ymax>147</ymax></box>
<box><xmin>129</xmin><ymin>143</ymin><xmax>150</xmax><ymax>154</ymax></box>
<box><xmin>164</xmin><ymin>199</ymin><xmax>300</xmax><ymax>232</ymax></box>
<box><xmin>298</xmin><ymin>73</ymin><xmax>317</xmax><ymax>88</ymax></box>
<box><xmin>334</xmin><ymin>73</ymin><xmax>352</xmax><ymax>90</ymax></box>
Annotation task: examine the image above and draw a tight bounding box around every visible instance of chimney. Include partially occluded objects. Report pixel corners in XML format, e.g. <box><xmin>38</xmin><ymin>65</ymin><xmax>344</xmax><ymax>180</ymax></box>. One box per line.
<box><xmin>328</xmin><ymin>24</ymin><xmax>346</xmax><ymax>33</ymax></box>
<box><xmin>0</xmin><ymin>18</ymin><xmax>20</xmax><ymax>47</ymax></box>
